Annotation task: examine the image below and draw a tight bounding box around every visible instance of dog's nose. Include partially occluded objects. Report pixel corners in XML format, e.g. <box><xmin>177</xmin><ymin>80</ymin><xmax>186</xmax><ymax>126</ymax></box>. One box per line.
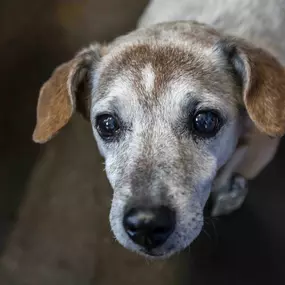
<box><xmin>123</xmin><ymin>206</ymin><xmax>175</xmax><ymax>249</ymax></box>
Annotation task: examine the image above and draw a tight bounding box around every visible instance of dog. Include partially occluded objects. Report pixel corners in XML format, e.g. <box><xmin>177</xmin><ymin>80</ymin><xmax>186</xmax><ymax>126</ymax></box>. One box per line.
<box><xmin>32</xmin><ymin>0</ymin><xmax>285</xmax><ymax>258</ymax></box>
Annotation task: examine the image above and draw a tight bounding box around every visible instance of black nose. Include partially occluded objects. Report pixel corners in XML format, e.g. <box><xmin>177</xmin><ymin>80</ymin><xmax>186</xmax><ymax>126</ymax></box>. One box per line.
<box><xmin>123</xmin><ymin>206</ymin><xmax>175</xmax><ymax>250</ymax></box>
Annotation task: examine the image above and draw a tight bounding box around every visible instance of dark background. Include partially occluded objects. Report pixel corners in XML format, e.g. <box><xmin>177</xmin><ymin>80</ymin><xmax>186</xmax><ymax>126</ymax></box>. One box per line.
<box><xmin>0</xmin><ymin>0</ymin><xmax>284</xmax><ymax>284</ymax></box>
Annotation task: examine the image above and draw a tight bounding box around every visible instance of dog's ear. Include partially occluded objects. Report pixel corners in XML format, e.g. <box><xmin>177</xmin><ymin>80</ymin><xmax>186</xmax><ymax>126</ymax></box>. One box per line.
<box><xmin>33</xmin><ymin>44</ymin><xmax>103</xmax><ymax>144</ymax></box>
<box><xmin>217</xmin><ymin>38</ymin><xmax>285</xmax><ymax>137</ymax></box>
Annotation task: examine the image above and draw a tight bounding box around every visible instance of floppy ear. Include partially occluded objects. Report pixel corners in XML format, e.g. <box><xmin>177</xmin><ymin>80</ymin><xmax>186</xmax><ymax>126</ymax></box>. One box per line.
<box><xmin>33</xmin><ymin>44</ymin><xmax>103</xmax><ymax>144</ymax></box>
<box><xmin>219</xmin><ymin>38</ymin><xmax>285</xmax><ymax>137</ymax></box>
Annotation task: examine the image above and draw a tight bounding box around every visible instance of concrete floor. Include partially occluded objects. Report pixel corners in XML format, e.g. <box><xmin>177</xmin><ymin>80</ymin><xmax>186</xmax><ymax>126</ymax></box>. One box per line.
<box><xmin>0</xmin><ymin>0</ymin><xmax>285</xmax><ymax>284</ymax></box>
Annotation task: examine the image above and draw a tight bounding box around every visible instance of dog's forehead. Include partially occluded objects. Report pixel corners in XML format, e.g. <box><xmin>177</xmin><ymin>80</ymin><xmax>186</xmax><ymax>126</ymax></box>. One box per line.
<box><xmin>98</xmin><ymin>44</ymin><xmax>232</xmax><ymax>100</ymax></box>
<box><xmin>94</xmin><ymin>22</ymin><xmax>239</xmax><ymax>111</ymax></box>
<box><xmin>108</xmin><ymin>44</ymin><xmax>209</xmax><ymax>95</ymax></box>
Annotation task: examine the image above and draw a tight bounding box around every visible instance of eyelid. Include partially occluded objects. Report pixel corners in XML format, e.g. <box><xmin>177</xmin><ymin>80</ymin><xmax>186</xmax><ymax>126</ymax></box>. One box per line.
<box><xmin>194</xmin><ymin>105</ymin><xmax>227</xmax><ymax>123</ymax></box>
<box><xmin>183</xmin><ymin>97</ymin><xmax>226</xmax><ymax>121</ymax></box>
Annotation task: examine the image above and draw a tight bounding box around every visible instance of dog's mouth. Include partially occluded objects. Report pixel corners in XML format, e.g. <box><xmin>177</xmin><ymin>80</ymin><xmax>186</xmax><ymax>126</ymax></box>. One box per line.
<box><xmin>139</xmin><ymin>248</ymin><xmax>171</xmax><ymax>258</ymax></box>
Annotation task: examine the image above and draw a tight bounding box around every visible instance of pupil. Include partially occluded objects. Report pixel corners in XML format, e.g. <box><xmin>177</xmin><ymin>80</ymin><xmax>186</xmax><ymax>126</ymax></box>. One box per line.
<box><xmin>96</xmin><ymin>114</ymin><xmax>120</xmax><ymax>140</ymax></box>
<box><xmin>195</xmin><ymin>112</ymin><xmax>217</xmax><ymax>132</ymax></box>
<box><xmin>104</xmin><ymin>117</ymin><xmax>116</xmax><ymax>131</ymax></box>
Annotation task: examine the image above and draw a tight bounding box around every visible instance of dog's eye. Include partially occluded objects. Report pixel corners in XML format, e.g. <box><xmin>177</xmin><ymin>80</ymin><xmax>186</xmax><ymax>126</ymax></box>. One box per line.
<box><xmin>96</xmin><ymin>114</ymin><xmax>120</xmax><ymax>140</ymax></box>
<box><xmin>192</xmin><ymin>111</ymin><xmax>221</xmax><ymax>138</ymax></box>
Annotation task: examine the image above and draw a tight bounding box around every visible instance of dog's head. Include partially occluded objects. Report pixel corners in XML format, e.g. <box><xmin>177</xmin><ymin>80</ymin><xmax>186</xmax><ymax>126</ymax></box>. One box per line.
<box><xmin>33</xmin><ymin>21</ymin><xmax>285</xmax><ymax>258</ymax></box>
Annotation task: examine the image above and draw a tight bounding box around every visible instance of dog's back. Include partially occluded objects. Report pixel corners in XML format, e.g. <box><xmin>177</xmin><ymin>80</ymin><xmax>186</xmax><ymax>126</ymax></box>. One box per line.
<box><xmin>139</xmin><ymin>0</ymin><xmax>285</xmax><ymax>64</ymax></box>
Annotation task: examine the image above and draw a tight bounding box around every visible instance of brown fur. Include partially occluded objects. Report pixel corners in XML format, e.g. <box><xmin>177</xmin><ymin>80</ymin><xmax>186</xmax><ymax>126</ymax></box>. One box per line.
<box><xmin>233</xmin><ymin>38</ymin><xmax>285</xmax><ymax>137</ymax></box>
<box><xmin>33</xmin><ymin>60</ymin><xmax>76</xmax><ymax>143</ymax></box>
<box><xmin>99</xmin><ymin>44</ymin><xmax>236</xmax><ymax>103</ymax></box>
<box><xmin>33</xmin><ymin>45</ymin><xmax>103</xmax><ymax>143</ymax></box>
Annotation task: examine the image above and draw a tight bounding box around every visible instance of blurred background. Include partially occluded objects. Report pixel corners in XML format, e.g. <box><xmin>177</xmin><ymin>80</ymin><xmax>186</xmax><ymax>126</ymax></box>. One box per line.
<box><xmin>0</xmin><ymin>0</ymin><xmax>285</xmax><ymax>284</ymax></box>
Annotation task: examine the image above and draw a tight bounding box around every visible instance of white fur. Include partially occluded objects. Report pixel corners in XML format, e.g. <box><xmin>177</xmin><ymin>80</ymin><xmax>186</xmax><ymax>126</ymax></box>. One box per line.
<box><xmin>141</xmin><ymin>64</ymin><xmax>156</xmax><ymax>94</ymax></box>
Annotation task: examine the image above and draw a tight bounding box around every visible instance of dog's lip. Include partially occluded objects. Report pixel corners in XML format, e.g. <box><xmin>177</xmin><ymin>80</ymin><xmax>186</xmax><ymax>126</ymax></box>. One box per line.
<box><xmin>139</xmin><ymin>249</ymin><xmax>164</xmax><ymax>257</ymax></box>
<box><xmin>139</xmin><ymin>246</ymin><xmax>176</xmax><ymax>257</ymax></box>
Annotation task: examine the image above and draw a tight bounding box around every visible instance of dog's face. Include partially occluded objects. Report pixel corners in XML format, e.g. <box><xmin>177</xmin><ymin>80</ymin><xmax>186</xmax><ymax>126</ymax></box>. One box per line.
<box><xmin>33</xmin><ymin>21</ymin><xmax>285</xmax><ymax>258</ymax></box>
<box><xmin>92</xmin><ymin>35</ymin><xmax>242</xmax><ymax>257</ymax></box>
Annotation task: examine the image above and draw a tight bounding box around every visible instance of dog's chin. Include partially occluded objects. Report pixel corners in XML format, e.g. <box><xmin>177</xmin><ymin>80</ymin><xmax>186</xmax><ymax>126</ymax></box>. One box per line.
<box><xmin>118</xmin><ymin>237</ymin><xmax>194</xmax><ymax>259</ymax></box>
<box><xmin>112</xmin><ymin>231</ymin><xmax>186</xmax><ymax>259</ymax></box>
<box><xmin>137</xmin><ymin>248</ymin><xmax>179</xmax><ymax>259</ymax></box>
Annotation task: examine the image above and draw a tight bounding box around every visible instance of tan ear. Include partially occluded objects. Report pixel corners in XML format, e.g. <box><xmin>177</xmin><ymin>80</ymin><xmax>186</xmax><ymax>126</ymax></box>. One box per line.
<box><xmin>220</xmin><ymin>38</ymin><xmax>285</xmax><ymax>137</ymax></box>
<box><xmin>33</xmin><ymin>44</ymin><xmax>102</xmax><ymax>143</ymax></box>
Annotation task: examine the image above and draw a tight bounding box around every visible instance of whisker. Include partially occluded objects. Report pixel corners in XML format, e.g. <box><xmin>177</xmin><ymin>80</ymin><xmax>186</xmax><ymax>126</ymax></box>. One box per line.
<box><xmin>203</xmin><ymin>229</ymin><xmax>213</xmax><ymax>241</ymax></box>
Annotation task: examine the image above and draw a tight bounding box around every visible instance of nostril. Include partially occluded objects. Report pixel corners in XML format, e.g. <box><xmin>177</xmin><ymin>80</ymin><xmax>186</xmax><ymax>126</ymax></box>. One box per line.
<box><xmin>123</xmin><ymin>206</ymin><xmax>175</xmax><ymax>249</ymax></box>
<box><xmin>127</xmin><ymin>225</ymin><xmax>137</xmax><ymax>232</ymax></box>
<box><xmin>153</xmin><ymin>226</ymin><xmax>170</xmax><ymax>234</ymax></box>
<box><xmin>123</xmin><ymin>209</ymin><xmax>142</xmax><ymax>231</ymax></box>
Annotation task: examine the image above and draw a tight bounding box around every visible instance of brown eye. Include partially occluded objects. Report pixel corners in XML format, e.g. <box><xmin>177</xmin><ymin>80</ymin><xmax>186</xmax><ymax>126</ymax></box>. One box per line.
<box><xmin>96</xmin><ymin>114</ymin><xmax>120</xmax><ymax>140</ymax></box>
<box><xmin>193</xmin><ymin>111</ymin><xmax>221</xmax><ymax>138</ymax></box>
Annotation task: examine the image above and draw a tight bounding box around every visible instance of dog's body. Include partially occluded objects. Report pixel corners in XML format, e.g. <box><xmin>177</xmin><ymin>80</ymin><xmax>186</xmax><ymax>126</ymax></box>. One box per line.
<box><xmin>33</xmin><ymin>0</ymin><xmax>285</xmax><ymax>258</ymax></box>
